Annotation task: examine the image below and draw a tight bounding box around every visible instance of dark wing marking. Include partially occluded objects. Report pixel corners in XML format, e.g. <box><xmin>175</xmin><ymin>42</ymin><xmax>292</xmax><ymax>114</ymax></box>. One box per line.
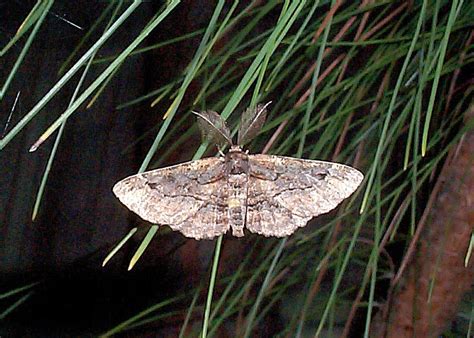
<box><xmin>113</xmin><ymin>157</ymin><xmax>229</xmax><ymax>239</ymax></box>
<box><xmin>246</xmin><ymin>154</ymin><xmax>363</xmax><ymax>236</ymax></box>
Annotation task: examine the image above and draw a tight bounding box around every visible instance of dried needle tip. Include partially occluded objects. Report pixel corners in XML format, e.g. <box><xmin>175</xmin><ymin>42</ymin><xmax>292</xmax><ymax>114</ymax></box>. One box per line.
<box><xmin>29</xmin><ymin>143</ymin><xmax>39</xmax><ymax>152</ymax></box>
<box><xmin>29</xmin><ymin>135</ymin><xmax>47</xmax><ymax>152</ymax></box>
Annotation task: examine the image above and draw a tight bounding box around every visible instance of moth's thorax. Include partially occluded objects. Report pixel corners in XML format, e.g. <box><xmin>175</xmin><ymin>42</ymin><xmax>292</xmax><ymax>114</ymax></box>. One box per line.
<box><xmin>225</xmin><ymin>146</ymin><xmax>249</xmax><ymax>175</ymax></box>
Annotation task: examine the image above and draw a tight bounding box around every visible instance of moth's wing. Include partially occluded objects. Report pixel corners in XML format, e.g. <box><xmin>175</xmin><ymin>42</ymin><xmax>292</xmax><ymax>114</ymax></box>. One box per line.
<box><xmin>246</xmin><ymin>200</ymin><xmax>311</xmax><ymax>237</ymax></box>
<box><xmin>113</xmin><ymin>157</ymin><xmax>229</xmax><ymax>240</ymax></box>
<box><xmin>246</xmin><ymin>154</ymin><xmax>364</xmax><ymax>237</ymax></box>
<box><xmin>170</xmin><ymin>201</ymin><xmax>228</xmax><ymax>240</ymax></box>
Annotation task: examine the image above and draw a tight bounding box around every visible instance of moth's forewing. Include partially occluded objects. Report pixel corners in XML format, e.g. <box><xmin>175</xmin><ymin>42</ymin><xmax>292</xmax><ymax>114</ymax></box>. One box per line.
<box><xmin>113</xmin><ymin>157</ymin><xmax>230</xmax><ymax>239</ymax></box>
<box><xmin>245</xmin><ymin>154</ymin><xmax>363</xmax><ymax>236</ymax></box>
<box><xmin>237</xmin><ymin>103</ymin><xmax>269</xmax><ymax>145</ymax></box>
<box><xmin>194</xmin><ymin>110</ymin><xmax>232</xmax><ymax>146</ymax></box>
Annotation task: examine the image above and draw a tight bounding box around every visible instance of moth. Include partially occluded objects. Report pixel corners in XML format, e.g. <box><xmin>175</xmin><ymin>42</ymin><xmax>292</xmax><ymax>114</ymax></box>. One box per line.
<box><xmin>113</xmin><ymin>103</ymin><xmax>363</xmax><ymax>240</ymax></box>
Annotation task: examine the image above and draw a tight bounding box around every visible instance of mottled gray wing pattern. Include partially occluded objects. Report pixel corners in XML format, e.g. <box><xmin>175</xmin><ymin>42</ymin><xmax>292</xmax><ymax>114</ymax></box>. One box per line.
<box><xmin>113</xmin><ymin>157</ymin><xmax>229</xmax><ymax>240</ymax></box>
<box><xmin>246</xmin><ymin>154</ymin><xmax>364</xmax><ymax>237</ymax></box>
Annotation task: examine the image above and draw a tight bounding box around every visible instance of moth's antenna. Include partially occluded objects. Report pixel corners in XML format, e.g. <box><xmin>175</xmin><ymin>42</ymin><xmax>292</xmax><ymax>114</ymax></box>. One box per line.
<box><xmin>255</xmin><ymin>101</ymin><xmax>272</xmax><ymax>120</ymax></box>
<box><xmin>192</xmin><ymin>110</ymin><xmax>233</xmax><ymax>146</ymax></box>
<box><xmin>238</xmin><ymin>101</ymin><xmax>272</xmax><ymax>145</ymax></box>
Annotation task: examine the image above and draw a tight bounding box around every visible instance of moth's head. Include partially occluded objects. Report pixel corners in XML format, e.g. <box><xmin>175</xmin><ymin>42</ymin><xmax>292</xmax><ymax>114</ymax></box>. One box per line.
<box><xmin>225</xmin><ymin>146</ymin><xmax>249</xmax><ymax>174</ymax></box>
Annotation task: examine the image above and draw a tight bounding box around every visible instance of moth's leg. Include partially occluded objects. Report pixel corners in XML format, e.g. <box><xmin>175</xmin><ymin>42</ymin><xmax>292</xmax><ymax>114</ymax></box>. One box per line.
<box><xmin>197</xmin><ymin>163</ymin><xmax>226</xmax><ymax>184</ymax></box>
<box><xmin>249</xmin><ymin>162</ymin><xmax>278</xmax><ymax>180</ymax></box>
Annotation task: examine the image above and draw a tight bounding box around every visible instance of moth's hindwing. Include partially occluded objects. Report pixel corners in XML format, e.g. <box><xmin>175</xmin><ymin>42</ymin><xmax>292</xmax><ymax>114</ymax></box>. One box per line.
<box><xmin>246</xmin><ymin>154</ymin><xmax>364</xmax><ymax>237</ymax></box>
<box><xmin>113</xmin><ymin>157</ymin><xmax>229</xmax><ymax>240</ymax></box>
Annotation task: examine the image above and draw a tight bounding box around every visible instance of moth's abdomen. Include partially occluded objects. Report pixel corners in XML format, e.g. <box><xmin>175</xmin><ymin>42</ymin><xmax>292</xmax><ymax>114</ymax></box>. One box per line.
<box><xmin>227</xmin><ymin>174</ymin><xmax>248</xmax><ymax>237</ymax></box>
<box><xmin>228</xmin><ymin>198</ymin><xmax>244</xmax><ymax>237</ymax></box>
